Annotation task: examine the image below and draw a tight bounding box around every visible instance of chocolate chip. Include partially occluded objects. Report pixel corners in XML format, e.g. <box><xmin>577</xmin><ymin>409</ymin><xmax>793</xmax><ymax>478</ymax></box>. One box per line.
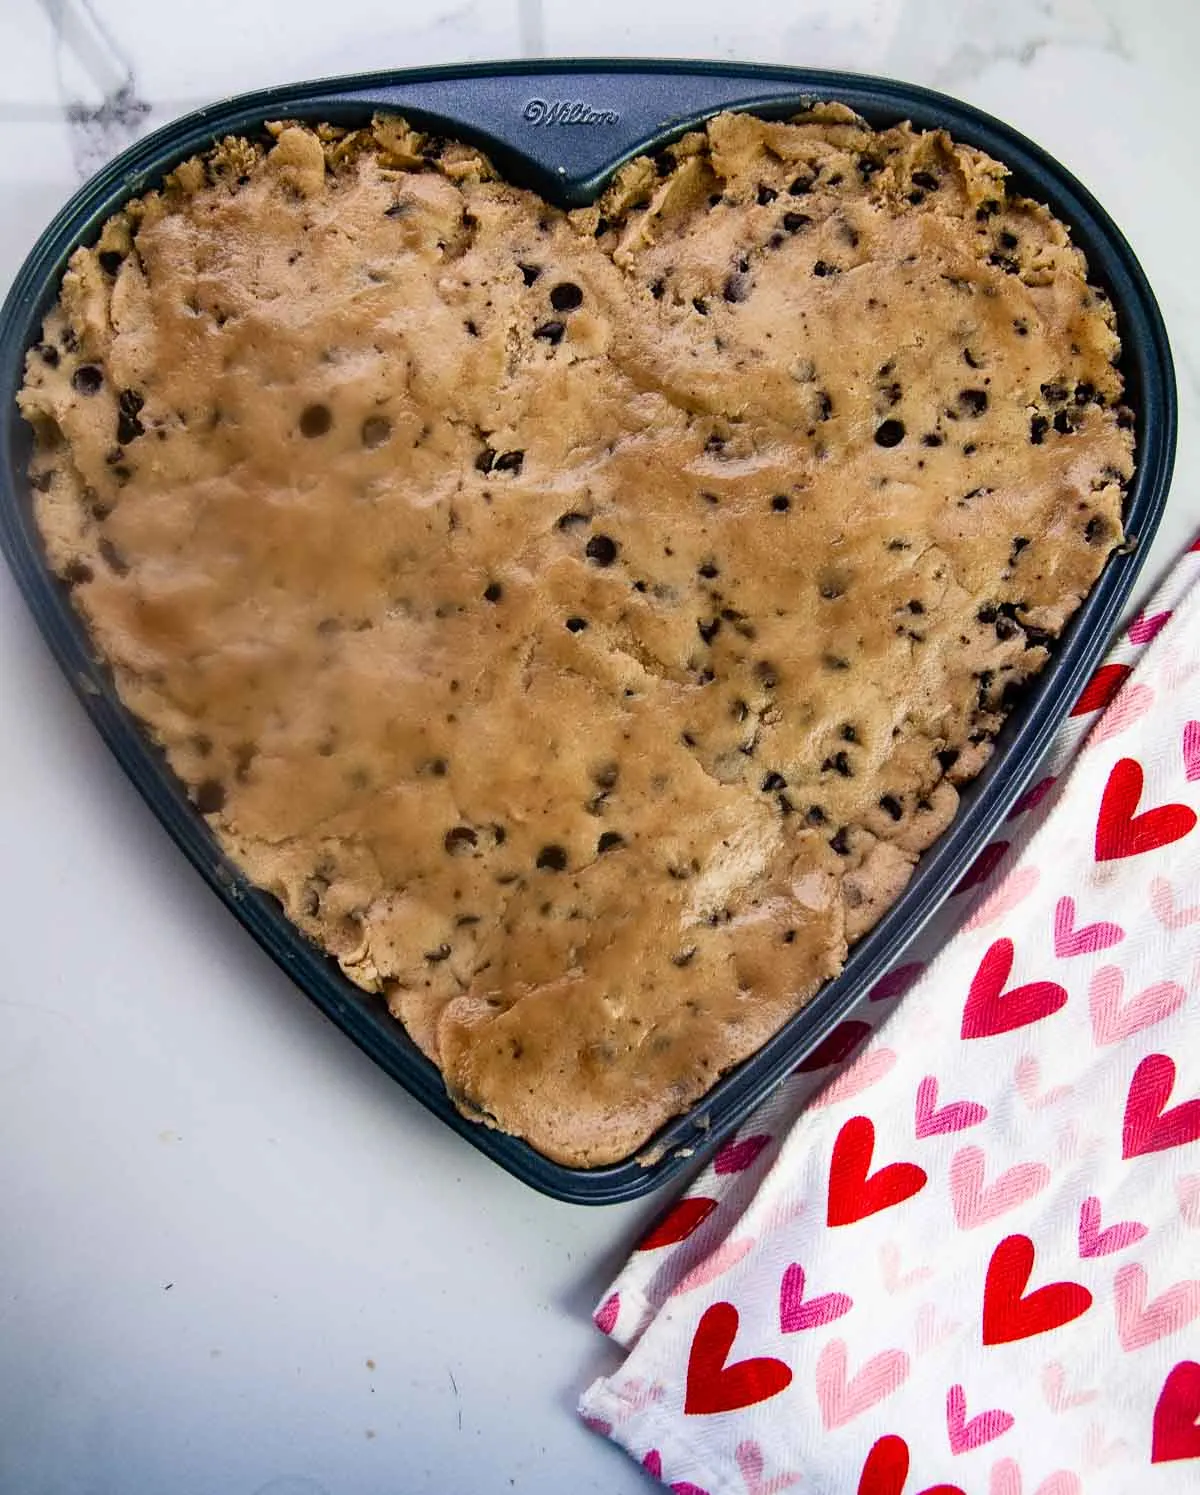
<box><xmin>988</xmin><ymin>252</ymin><xmax>1020</xmax><ymax>275</ymax></box>
<box><xmin>879</xmin><ymin>794</ymin><xmax>903</xmax><ymax>820</ymax></box>
<box><xmin>475</xmin><ymin>446</ymin><xmax>496</xmax><ymax>473</ymax></box>
<box><xmin>1074</xmin><ymin>381</ymin><xmax>1096</xmax><ymax>406</ymax></box>
<box><xmin>35</xmin><ymin>343</ymin><xmax>59</xmax><ymax>367</ymax></box>
<box><xmin>697</xmin><ymin>617</ymin><xmax>722</xmax><ymax>644</ymax></box>
<box><xmin>906</xmin><ymin>599</ymin><xmax>925</xmax><ymax>615</ymax></box>
<box><xmin>361</xmin><ymin>414</ymin><xmax>391</xmax><ymax>448</ymax></box>
<box><xmin>921</xmin><ymin>432</ymin><xmax>943</xmax><ymax>448</ymax></box>
<box><xmin>649</xmin><ymin>278</ymin><xmax>665</xmax><ymax>300</ymax></box>
<box><xmin>97</xmin><ymin>537</ymin><xmax>129</xmax><ymax>576</ymax></box>
<box><xmin>1040</xmin><ymin>383</ymin><xmax>1068</xmax><ymax>404</ymax></box>
<box><xmin>565</xmin><ymin>616</ymin><xmax>588</xmax><ymax>632</ymax></box>
<box><xmin>483</xmin><ymin>582</ymin><xmax>503</xmax><ymax>603</ymax></box>
<box><xmin>757</xmin><ymin>183</ymin><xmax>779</xmax><ymax>205</ymax></box>
<box><xmin>585</xmin><ymin>533</ymin><xmax>618</xmax><ymax>566</ymax></box>
<box><xmin>72</xmin><ymin>365</ymin><xmax>103</xmax><ymax>396</ymax></box>
<box><xmin>782</xmin><ymin>212</ymin><xmax>812</xmax><ymax>232</ymax></box>
<box><xmin>829</xmin><ymin>828</ymin><xmax>851</xmax><ymax>855</ymax></box>
<box><xmin>958</xmin><ymin>388</ymin><xmax>988</xmax><ymax>417</ymax></box>
<box><xmin>771</xmin><ymin>494</ymin><xmax>791</xmax><ymax>512</ymax></box>
<box><xmin>1030</xmin><ymin>414</ymin><xmax>1049</xmax><ymax>445</ymax></box>
<box><xmin>549</xmin><ymin>281</ymin><xmax>583</xmax><ymax>312</ymax></box>
<box><xmin>823</xmin><ymin>751</ymin><xmax>853</xmax><ymax>777</ymax></box>
<box><xmin>533</xmin><ymin>320</ymin><xmax>565</xmax><ymax>345</ymax></box>
<box><xmin>422</xmin><ymin>942</ymin><xmax>451</xmax><ymax>964</ymax></box>
<box><xmin>1053</xmin><ymin>409</ymin><xmax>1075</xmax><ymax>435</ymax></box>
<box><xmin>999</xmin><ymin>230</ymin><xmax>1019</xmax><ymax>250</ymax></box>
<box><xmin>299</xmin><ymin>403</ymin><xmax>332</xmax><ymax>438</ymax></box>
<box><xmin>880</xmin><ymin>382</ymin><xmax>902</xmax><ymax>409</ymax></box>
<box><xmin>761</xmin><ymin>771</ymin><xmax>787</xmax><ymax>792</ymax></box>
<box><xmin>755</xmin><ymin>661</ymin><xmax>778</xmax><ymax>689</ymax></box>
<box><xmin>692</xmin><ymin>297</ymin><xmax>709</xmax><ymax>316</ymax></box>
<box><xmin>806</xmin><ymin>804</ymin><xmax>827</xmax><ymax>825</ymax></box>
<box><xmin>194</xmin><ymin>779</ymin><xmax>225</xmax><ymax>814</ymax></box>
<box><xmin>492</xmin><ymin>449</ymin><xmax>524</xmax><ymax>473</ymax></box>
<box><xmin>1084</xmin><ymin>515</ymin><xmax>1106</xmax><ymax>544</ymax></box>
<box><xmin>698</xmin><ymin>561</ymin><xmax>720</xmax><ymax>579</ymax></box>
<box><xmin>517</xmin><ymin>263</ymin><xmax>541</xmax><ymax>287</ymax></box>
<box><xmin>788</xmin><ymin>175</ymin><xmax>814</xmax><ymax>195</ymax></box>
<box><xmin>822</xmin><ymin>654</ymin><xmax>851</xmax><ymax>673</ymax></box>
<box><xmin>115</xmin><ymin>389</ymin><xmax>145</xmax><ymax>445</ymax></box>
<box><xmin>841</xmin><ymin>724</ymin><xmax>859</xmax><ymax>742</ymax></box>
<box><xmin>98</xmin><ymin>249</ymin><xmax>123</xmax><ymax>275</ymax></box>
<box><xmin>812</xmin><ymin>260</ymin><xmax>839</xmax><ymax>277</ymax></box>
<box><xmin>62</xmin><ymin>559</ymin><xmax>93</xmax><ymax>586</ymax></box>
<box><xmin>592</xmin><ymin>762</ymin><xmax>619</xmax><ymax>790</ymax></box>
<box><xmin>597</xmin><ymin>831</ymin><xmax>624</xmax><ymax>855</ymax></box>
<box><xmin>912</xmin><ymin>170</ymin><xmax>939</xmax><ymax>190</ymax></box>
<box><xmin>874</xmin><ymin>419</ymin><xmax>905</xmax><ymax>447</ymax></box>
<box><xmin>723</xmin><ymin>273</ymin><xmax>750</xmax><ymax>303</ymax></box>
<box><xmin>976</xmin><ymin>199</ymin><xmax>1001</xmax><ymax>220</ymax></box>
<box><xmin>444</xmin><ymin>826</ymin><xmax>478</xmax><ymax>855</ymax></box>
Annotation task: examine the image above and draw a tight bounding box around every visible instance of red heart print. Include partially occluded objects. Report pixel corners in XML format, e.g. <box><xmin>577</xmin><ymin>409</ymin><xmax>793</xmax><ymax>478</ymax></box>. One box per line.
<box><xmin>638</xmin><ymin>1196</ymin><xmax>717</xmax><ymax>1250</ymax></box>
<box><xmin>816</xmin><ymin>1338</ymin><xmax>909</xmax><ymax>1428</ymax></box>
<box><xmin>953</xmin><ymin>841</ymin><xmax>1010</xmax><ymax>896</ymax></box>
<box><xmin>1071</xmin><ymin>662</ymin><xmax>1131</xmax><ymax>716</ymax></box>
<box><xmin>1114</xmin><ymin>1262</ymin><xmax>1200</xmax><ymax>1351</ymax></box>
<box><xmin>1006</xmin><ymin>775</ymin><xmax>1057</xmax><ymax>820</ymax></box>
<box><xmin>870</xmin><ymin>963</ymin><xmax>925</xmax><ymax>1002</ymax></box>
<box><xmin>1077</xmin><ymin>1195</ymin><xmax>1147</xmax><ymax>1257</ymax></box>
<box><xmin>1052</xmin><ymin>895</ymin><xmax>1124</xmax><ymax>958</ymax></box>
<box><xmin>982</xmin><ymin>1234</ymin><xmax>1093</xmax><ymax>1345</ymax></box>
<box><xmin>1152</xmin><ymin>1361</ymin><xmax>1200</xmax><ymax>1463</ymax></box>
<box><xmin>1094</xmin><ymin>757</ymin><xmax>1196</xmax><ymax>862</ymax></box>
<box><xmin>1123</xmin><ymin>1054</ymin><xmax>1200</xmax><ymax>1159</ymax></box>
<box><xmin>1128</xmin><ymin>608</ymin><xmax>1171</xmax><ymax>645</ymax></box>
<box><xmin>1150</xmin><ymin>875</ymin><xmax>1200</xmax><ymax>931</ymax></box>
<box><xmin>779</xmin><ymin>1263</ymin><xmax>853</xmax><ymax>1333</ymax></box>
<box><xmin>714</xmin><ymin>1134</ymin><xmax>772</xmax><ymax>1175</ymax></box>
<box><xmin>1088</xmin><ymin>965</ymin><xmax>1186</xmax><ymax>1045</ymax></box>
<box><xmin>796</xmin><ymin>1020</ymin><xmax>872</xmax><ymax>1072</ymax></box>
<box><xmin>683</xmin><ymin>1302</ymin><xmax>792</xmax><ymax>1415</ymax></box>
<box><xmin>961</xmin><ymin>939</ymin><xmax>1068</xmax><ymax>1040</ymax></box>
<box><xmin>946</xmin><ymin>1382</ymin><xmax>1014</xmax><ymax>1453</ymax></box>
<box><xmin>950</xmin><ymin>1146</ymin><xmax>1049</xmax><ymax>1229</ymax></box>
<box><xmin>914</xmin><ymin>1076</ymin><xmax>988</xmax><ymax>1138</ymax></box>
<box><xmin>593</xmin><ymin>1293</ymin><xmax>620</xmax><ymax>1334</ymax></box>
<box><xmin>857</xmin><ymin>1435</ymin><xmax>965</xmax><ymax>1495</ymax></box>
<box><xmin>1185</xmin><ymin>721</ymin><xmax>1200</xmax><ymax>783</ymax></box>
<box><xmin>827</xmin><ymin>1116</ymin><xmax>928</xmax><ymax>1227</ymax></box>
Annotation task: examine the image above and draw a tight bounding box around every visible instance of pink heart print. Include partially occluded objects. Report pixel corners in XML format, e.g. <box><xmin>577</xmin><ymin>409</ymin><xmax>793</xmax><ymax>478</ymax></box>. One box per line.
<box><xmin>673</xmin><ymin>1237</ymin><xmax>757</xmax><ymax>1296</ymax></box>
<box><xmin>594</xmin><ymin>1293</ymin><xmax>621</xmax><ymax>1334</ymax></box>
<box><xmin>946</xmin><ymin>1383</ymin><xmax>1014</xmax><ymax>1453</ymax></box>
<box><xmin>642</xmin><ymin>1450</ymin><xmax>711</xmax><ymax>1495</ymax></box>
<box><xmin>915</xmin><ymin>1301</ymin><xmax>962</xmax><ymax>1355</ymax></box>
<box><xmin>949</xmin><ymin>1146</ymin><xmax>1050</xmax><ymax>1229</ymax></box>
<box><xmin>1114</xmin><ymin>1262</ymin><xmax>1200</xmax><ymax>1351</ymax></box>
<box><xmin>962</xmin><ymin>867</ymin><xmax>1041</xmax><ymax>932</ymax></box>
<box><xmin>1150</xmin><ymin>875</ymin><xmax>1200</xmax><ymax>930</ymax></box>
<box><xmin>734</xmin><ymin>1439</ymin><xmax>800</xmax><ymax>1495</ymax></box>
<box><xmin>1088</xmin><ymin>965</ymin><xmax>1187</xmax><ymax>1045</ymax></box>
<box><xmin>1179</xmin><ymin>1176</ymin><xmax>1200</xmax><ymax>1228</ymax></box>
<box><xmin>814</xmin><ymin>1338</ymin><xmax>910</xmax><ymax>1428</ymax></box>
<box><xmin>914</xmin><ymin>1076</ymin><xmax>989</xmax><ymax>1138</ymax></box>
<box><xmin>1052</xmin><ymin>895</ymin><xmax>1124</xmax><ymax>958</ymax></box>
<box><xmin>810</xmin><ymin>1048</ymin><xmax>897</xmax><ymax>1109</ymax></box>
<box><xmin>1128</xmin><ymin>608</ymin><xmax>1172</xmax><ymax>644</ymax></box>
<box><xmin>990</xmin><ymin>1462</ymin><xmax>1081</xmax><ymax>1495</ymax></box>
<box><xmin>1041</xmin><ymin>1362</ymin><xmax>1099</xmax><ymax>1411</ymax></box>
<box><xmin>1077</xmin><ymin>1195</ymin><xmax>1148</xmax><ymax>1257</ymax></box>
<box><xmin>1015</xmin><ymin>1056</ymin><xmax>1073</xmax><ymax>1110</ymax></box>
<box><xmin>1088</xmin><ymin>682</ymin><xmax>1154</xmax><ymax>745</ymax></box>
<box><xmin>778</xmin><ymin>1263</ymin><xmax>853</xmax><ymax>1333</ymax></box>
<box><xmin>879</xmin><ymin>1240</ymin><xmax>933</xmax><ymax>1294</ymax></box>
<box><xmin>1182</xmin><ymin>719</ymin><xmax>1200</xmax><ymax>781</ymax></box>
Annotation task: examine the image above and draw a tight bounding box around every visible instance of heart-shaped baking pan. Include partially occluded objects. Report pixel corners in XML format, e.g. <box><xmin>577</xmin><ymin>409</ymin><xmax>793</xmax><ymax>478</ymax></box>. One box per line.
<box><xmin>0</xmin><ymin>61</ymin><xmax>1175</xmax><ymax>1202</ymax></box>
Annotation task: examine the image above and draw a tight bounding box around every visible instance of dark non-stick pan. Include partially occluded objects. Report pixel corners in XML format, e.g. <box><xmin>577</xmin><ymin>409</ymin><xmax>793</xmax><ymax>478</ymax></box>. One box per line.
<box><xmin>0</xmin><ymin>61</ymin><xmax>1175</xmax><ymax>1202</ymax></box>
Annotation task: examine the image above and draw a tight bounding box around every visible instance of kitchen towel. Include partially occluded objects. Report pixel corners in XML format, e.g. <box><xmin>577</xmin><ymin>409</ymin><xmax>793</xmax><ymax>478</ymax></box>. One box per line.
<box><xmin>579</xmin><ymin>534</ymin><xmax>1200</xmax><ymax>1494</ymax></box>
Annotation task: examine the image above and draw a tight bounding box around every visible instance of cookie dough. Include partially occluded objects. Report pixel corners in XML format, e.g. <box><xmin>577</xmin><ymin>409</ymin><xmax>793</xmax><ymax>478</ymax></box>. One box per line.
<box><xmin>18</xmin><ymin>107</ymin><xmax>1133</xmax><ymax>1165</ymax></box>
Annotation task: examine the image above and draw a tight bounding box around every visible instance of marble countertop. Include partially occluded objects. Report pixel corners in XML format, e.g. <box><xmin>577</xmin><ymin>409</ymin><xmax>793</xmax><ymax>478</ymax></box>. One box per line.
<box><xmin>1</xmin><ymin>3</ymin><xmax>1196</xmax><ymax>1492</ymax></box>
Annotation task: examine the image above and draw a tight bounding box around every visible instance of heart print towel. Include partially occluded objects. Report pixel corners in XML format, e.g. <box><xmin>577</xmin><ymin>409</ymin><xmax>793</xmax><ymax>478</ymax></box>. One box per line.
<box><xmin>579</xmin><ymin>535</ymin><xmax>1200</xmax><ymax>1494</ymax></box>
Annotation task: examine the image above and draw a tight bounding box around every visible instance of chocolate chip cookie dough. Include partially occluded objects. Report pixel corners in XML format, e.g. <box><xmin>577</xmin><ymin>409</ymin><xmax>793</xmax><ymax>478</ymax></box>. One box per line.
<box><xmin>18</xmin><ymin>106</ymin><xmax>1134</xmax><ymax>1165</ymax></box>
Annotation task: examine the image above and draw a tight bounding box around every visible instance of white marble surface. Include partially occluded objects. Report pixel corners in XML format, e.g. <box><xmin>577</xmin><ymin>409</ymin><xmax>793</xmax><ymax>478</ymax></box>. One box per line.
<box><xmin>1</xmin><ymin>3</ymin><xmax>1197</xmax><ymax>1492</ymax></box>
